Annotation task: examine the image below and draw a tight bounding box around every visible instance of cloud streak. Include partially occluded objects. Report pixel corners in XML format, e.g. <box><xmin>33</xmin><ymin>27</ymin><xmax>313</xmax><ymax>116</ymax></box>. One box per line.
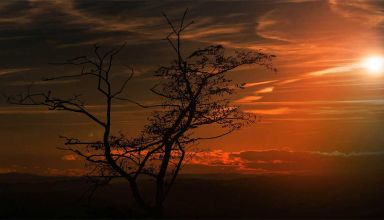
<box><xmin>245</xmin><ymin>107</ymin><xmax>293</xmax><ymax>115</ymax></box>
<box><xmin>185</xmin><ymin>149</ymin><xmax>384</xmax><ymax>175</ymax></box>
<box><xmin>0</xmin><ymin>68</ymin><xmax>32</xmax><ymax>76</ymax></box>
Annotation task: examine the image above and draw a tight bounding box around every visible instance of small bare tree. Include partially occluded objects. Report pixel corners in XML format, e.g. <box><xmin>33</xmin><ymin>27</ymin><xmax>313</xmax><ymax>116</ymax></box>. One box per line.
<box><xmin>8</xmin><ymin>10</ymin><xmax>275</xmax><ymax>217</ymax></box>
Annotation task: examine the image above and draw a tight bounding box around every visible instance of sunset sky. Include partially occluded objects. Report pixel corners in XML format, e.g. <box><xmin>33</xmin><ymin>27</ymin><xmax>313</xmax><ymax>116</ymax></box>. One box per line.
<box><xmin>0</xmin><ymin>0</ymin><xmax>384</xmax><ymax>176</ymax></box>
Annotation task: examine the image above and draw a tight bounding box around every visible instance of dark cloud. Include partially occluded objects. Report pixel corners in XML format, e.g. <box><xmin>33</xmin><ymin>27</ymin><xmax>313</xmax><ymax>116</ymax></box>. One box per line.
<box><xmin>184</xmin><ymin>149</ymin><xmax>384</xmax><ymax>175</ymax></box>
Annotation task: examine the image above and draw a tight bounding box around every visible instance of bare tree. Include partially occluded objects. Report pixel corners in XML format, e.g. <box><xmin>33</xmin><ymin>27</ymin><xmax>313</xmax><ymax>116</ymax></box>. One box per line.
<box><xmin>8</xmin><ymin>9</ymin><xmax>275</xmax><ymax>217</ymax></box>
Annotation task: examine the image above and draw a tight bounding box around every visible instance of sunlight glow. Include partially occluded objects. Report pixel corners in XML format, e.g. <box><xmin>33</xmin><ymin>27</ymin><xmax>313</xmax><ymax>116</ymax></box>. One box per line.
<box><xmin>361</xmin><ymin>56</ymin><xmax>384</xmax><ymax>75</ymax></box>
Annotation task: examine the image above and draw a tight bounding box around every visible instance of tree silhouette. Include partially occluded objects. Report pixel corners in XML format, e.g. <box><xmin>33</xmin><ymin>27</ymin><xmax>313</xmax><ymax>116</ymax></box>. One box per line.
<box><xmin>7</xmin><ymin>9</ymin><xmax>275</xmax><ymax>217</ymax></box>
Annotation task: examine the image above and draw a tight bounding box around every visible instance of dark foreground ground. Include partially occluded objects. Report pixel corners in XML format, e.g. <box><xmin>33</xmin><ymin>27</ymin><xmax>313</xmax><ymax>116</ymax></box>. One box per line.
<box><xmin>0</xmin><ymin>172</ymin><xmax>383</xmax><ymax>219</ymax></box>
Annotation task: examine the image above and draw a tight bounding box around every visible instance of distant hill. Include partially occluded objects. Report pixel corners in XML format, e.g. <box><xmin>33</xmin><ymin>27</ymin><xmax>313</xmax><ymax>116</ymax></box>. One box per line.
<box><xmin>0</xmin><ymin>172</ymin><xmax>80</xmax><ymax>183</ymax></box>
<box><xmin>1</xmin><ymin>172</ymin><xmax>384</xmax><ymax>218</ymax></box>
<box><xmin>0</xmin><ymin>172</ymin><xmax>43</xmax><ymax>181</ymax></box>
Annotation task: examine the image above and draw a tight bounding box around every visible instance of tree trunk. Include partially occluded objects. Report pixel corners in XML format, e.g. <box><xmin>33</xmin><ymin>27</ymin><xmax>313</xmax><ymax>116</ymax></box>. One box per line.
<box><xmin>128</xmin><ymin>179</ymin><xmax>151</xmax><ymax>211</ymax></box>
<box><xmin>151</xmin><ymin>204</ymin><xmax>164</xmax><ymax>219</ymax></box>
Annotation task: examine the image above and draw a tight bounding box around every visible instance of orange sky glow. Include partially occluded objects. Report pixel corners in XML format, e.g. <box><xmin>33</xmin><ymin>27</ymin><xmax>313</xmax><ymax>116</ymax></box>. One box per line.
<box><xmin>0</xmin><ymin>0</ymin><xmax>383</xmax><ymax>176</ymax></box>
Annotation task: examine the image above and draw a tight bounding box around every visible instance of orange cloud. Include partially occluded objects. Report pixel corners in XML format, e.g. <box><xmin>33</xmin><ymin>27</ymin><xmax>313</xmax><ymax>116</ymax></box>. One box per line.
<box><xmin>307</xmin><ymin>64</ymin><xmax>359</xmax><ymax>76</ymax></box>
<box><xmin>188</xmin><ymin>150</ymin><xmax>243</xmax><ymax>167</ymax></box>
<box><xmin>255</xmin><ymin>87</ymin><xmax>274</xmax><ymax>94</ymax></box>
<box><xmin>244</xmin><ymin>80</ymin><xmax>278</xmax><ymax>88</ymax></box>
<box><xmin>275</xmin><ymin>78</ymin><xmax>302</xmax><ymax>85</ymax></box>
<box><xmin>245</xmin><ymin>107</ymin><xmax>293</xmax><ymax>115</ymax></box>
<box><xmin>329</xmin><ymin>0</ymin><xmax>384</xmax><ymax>26</ymax></box>
<box><xmin>61</xmin><ymin>154</ymin><xmax>77</xmax><ymax>161</ymax></box>
<box><xmin>235</xmin><ymin>96</ymin><xmax>263</xmax><ymax>104</ymax></box>
<box><xmin>184</xmin><ymin>149</ymin><xmax>384</xmax><ymax>175</ymax></box>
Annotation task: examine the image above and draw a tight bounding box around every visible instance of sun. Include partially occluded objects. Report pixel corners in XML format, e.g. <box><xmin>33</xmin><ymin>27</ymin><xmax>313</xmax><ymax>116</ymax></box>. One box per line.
<box><xmin>361</xmin><ymin>56</ymin><xmax>384</xmax><ymax>75</ymax></box>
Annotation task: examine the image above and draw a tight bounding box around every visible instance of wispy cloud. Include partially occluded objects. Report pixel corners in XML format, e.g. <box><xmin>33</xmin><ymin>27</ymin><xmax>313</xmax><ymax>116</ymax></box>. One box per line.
<box><xmin>242</xmin><ymin>99</ymin><xmax>384</xmax><ymax>106</ymax></box>
<box><xmin>313</xmin><ymin>150</ymin><xmax>384</xmax><ymax>157</ymax></box>
<box><xmin>184</xmin><ymin>149</ymin><xmax>384</xmax><ymax>175</ymax></box>
<box><xmin>255</xmin><ymin>86</ymin><xmax>274</xmax><ymax>94</ymax></box>
<box><xmin>329</xmin><ymin>0</ymin><xmax>384</xmax><ymax>27</ymax></box>
<box><xmin>245</xmin><ymin>107</ymin><xmax>293</xmax><ymax>115</ymax></box>
<box><xmin>244</xmin><ymin>80</ymin><xmax>278</xmax><ymax>88</ymax></box>
<box><xmin>307</xmin><ymin>62</ymin><xmax>365</xmax><ymax>76</ymax></box>
<box><xmin>0</xmin><ymin>68</ymin><xmax>32</xmax><ymax>76</ymax></box>
<box><xmin>8</xmin><ymin>79</ymin><xmax>78</xmax><ymax>86</ymax></box>
<box><xmin>61</xmin><ymin>154</ymin><xmax>77</xmax><ymax>161</ymax></box>
<box><xmin>235</xmin><ymin>96</ymin><xmax>263</xmax><ymax>104</ymax></box>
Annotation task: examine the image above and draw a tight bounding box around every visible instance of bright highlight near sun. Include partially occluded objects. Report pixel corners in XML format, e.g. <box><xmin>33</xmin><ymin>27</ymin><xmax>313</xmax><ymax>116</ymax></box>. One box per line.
<box><xmin>362</xmin><ymin>56</ymin><xmax>384</xmax><ymax>75</ymax></box>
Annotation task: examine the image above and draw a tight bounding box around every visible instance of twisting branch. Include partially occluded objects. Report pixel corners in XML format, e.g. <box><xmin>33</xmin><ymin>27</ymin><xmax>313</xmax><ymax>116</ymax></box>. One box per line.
<box><xmin>7</xmin><ymin>8</ymin><xmax>275</xmax><ymax>218</ymax></box>
<box><xmin>139</xmin><ymin>8</ymin><xmax>275</xmax><ymax>213</ymax></box>
<box><xmin>164</xmin><ymin>140</ymin><xmax>185</xmax><ymax>197</ymax></box>
<box><xmin>114</xmin><ymin>96</ymin><xmax>180</xmax><ymax>109</ymax></box>
<box><xmin>7</xmin><ymin>91</ymin><xmax>107</xmax><ymax>127</ymax></box>
<box><xmin>112</xmin><ymin>67</ymin><xmax>134</xmax><ymax>97</ymax></box>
